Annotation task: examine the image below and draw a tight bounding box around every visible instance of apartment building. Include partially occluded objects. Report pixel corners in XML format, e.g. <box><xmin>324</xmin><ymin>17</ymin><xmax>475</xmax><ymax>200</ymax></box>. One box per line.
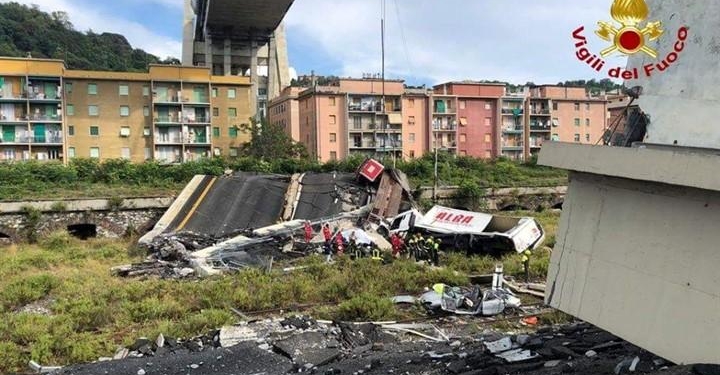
<box><xmin>269</xmin><ymin>86</ymin><xmax>303</xmax><ymax>142</ymax></box>
<box><xmin>269</xmin><ymin>77</ymin><xmax>610</xmax><ymax>162</ymax></box>
<box><xmin>0</xmin><ymin>57</ymin><xmax>252</xmax><ymax>163</ymax></box>
<box><xmin>500</xmin><ymin>85</ymin><xmax>609</xmax><ymax>161</ymax></box>
<box><xmin>431</xmin><ymin>82</ymin><xmax>505</xmax><ymax>158</ymax></box>
<box><xmin>290</xmin><ymin>78</ymin><xmax>407</xmax><ymax>163</ymax></box>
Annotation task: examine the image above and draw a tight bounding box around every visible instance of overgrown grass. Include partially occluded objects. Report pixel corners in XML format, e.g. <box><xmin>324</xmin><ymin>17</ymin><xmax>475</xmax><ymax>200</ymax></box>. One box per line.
<box><xmin>0</xmin><ymin>211</ymin><xmax>560</xmax><ymax>373</ymax></box>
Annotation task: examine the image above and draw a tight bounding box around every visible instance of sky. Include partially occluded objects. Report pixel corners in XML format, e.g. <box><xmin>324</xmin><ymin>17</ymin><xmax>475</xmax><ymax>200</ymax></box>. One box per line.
<box><xmin>1</xmin><ymin>0</ymin><xmax>629</xmax><ymax>86</ymax></box>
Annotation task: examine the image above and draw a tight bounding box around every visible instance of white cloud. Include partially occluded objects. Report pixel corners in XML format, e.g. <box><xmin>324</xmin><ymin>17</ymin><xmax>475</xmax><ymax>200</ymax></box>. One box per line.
<box><xmin>0</xmin><ymin>0</ymin><xmax>182</xmax><ymax>59</ymax></box>
<box><xmin>285</xmin><ymin>0</ymin><xmax>629</xmax><ymax>84</ymax></box>
<box><xmin>288</xmin><ymin>66</ymin><xmax>298</xmax><ymax>81</ymax></box>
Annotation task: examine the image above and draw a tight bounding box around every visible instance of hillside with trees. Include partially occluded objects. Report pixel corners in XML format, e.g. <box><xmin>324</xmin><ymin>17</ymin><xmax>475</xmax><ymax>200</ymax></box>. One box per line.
<box><xmin>0</xmin><ymin>2</ymin><xmax>179</xmax><ymax>71</ymax></box>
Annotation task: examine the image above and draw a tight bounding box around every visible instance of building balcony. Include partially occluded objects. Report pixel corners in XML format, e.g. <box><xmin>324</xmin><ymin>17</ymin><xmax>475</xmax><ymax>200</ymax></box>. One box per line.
<box><xmin>155</xmin><ymin>136</ymin><xmax>183</xmax><ymax>144</ymax></box>
<box><xmin>503</xmin><ymin>127</ymin><xmax>524</xmax><ymax>134</ymax></box>
<box><xmin>433</xmin><ymin>126</ymin><xmax>457</xmax><ymax>132</ymax></box>
<box><xmin>185</xmin><ymin>138</ymin><xmax>211</xmax><ymax>145</ymax></box>
<box><xmin>530</xmin><ymin>123</ymin><xmax>552</xmax><ymax>132</ymax></box>
<box><xmin>153</xmin><ymin>96</ymin><xmax>183</xmax><ymax>105</ymax></box>
<box><xmin>433</xmin><ymin>142</ymin><xmax>457</xmax><ymax>149</ymax></box>
<box><xmin>0</xmin><ymin>94</ymin><xmax>27</xmax><ymax>103</ymax></box>
<box><xmin>29</xmin><ymin>114</ymin><xmax>62</xmax><ymax>122</ymax></box>
<box><xmin>502</xmin><ymin>108</ymin><xmax>524</xmax><ymax>115</ymax></box>
<box><xmin>0</xmin><ymin>115</ymin><xmax>28</xmax><ymax>123</ymax></box>
<box><xmin>348</xmin><ymin>103</ymin><xmax>382</xmax><ymax>112</ymax></box>
<box><xmin>31</xmin><ymin>135</ymin><xmax>63</xmax><ymax>144</ymax></box>
<box><xmin>349</xmin><ymin>142</ymin><xmax>376</xmax><ymax>149</ymax></box>
<box><xmin>502</xmin><ymin>144</ymin><xmax>524</xmax><ymax>150</ymax></box>
<box><xmin>530</xmin><ymin>109</ymin><xmax>551</xmax><ymax>115</ymax></box>
<box><xmin>183</xmin><ymin>116</ymin><xmax>210</xmax><ymax>124</ymax></box>
<box><xmin>154</xmin><ymin>116</ymin><xmax>183</xmax><ymax>125</ymax></box>
<box><xmin>376</xmin><ymin>143</ymin><xmax>402</xmax><ymax>151</ymax></box>
<box><xmin>27</xmin><ymin>93</ymin><xmax>61</xmax><ymax>101</ymax></box>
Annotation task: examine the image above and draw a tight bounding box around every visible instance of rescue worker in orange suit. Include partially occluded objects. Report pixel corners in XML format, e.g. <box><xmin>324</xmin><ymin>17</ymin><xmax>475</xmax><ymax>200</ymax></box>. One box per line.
<box><xmin>303</xmin><ymin>221</ymin><xmax>313</xmax><ymax>244</ymax></box>
<box><xmin>334</xmin><ymin>231</ymin><xmax>345</xmax><ymax>255</ymax></box>
<box><xmin>390</xmin><ymin>233</ymin><xmax>405</xmax><ymax>258</ymax></box>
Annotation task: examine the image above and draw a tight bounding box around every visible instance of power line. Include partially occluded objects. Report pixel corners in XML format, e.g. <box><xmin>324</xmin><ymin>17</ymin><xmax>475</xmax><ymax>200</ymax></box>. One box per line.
<box><xmin>392</xmin><ymin>0</ymin><xmax>414</xmax><ymax>75</ymax></box>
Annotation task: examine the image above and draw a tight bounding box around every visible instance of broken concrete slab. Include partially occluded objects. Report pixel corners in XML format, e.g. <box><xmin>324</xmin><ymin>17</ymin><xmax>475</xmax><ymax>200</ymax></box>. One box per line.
<box><xmin>484</xmin><ymin>337</ymin><xmax>513</xmax><ymax>354</ymax></box>
<box><xmin>273</xmin><ymin>331</ymin><xmax>341</xmax><ymax>367</ymax></box>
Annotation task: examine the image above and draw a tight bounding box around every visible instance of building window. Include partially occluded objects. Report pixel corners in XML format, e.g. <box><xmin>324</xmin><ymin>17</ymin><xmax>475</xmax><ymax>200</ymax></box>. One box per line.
<box><xmin>329</xmin><ymin>133</ymin><xmax>337</xmax><ymax>143</ymax></box>
<box><xmin>329</xmin><ymin>97</ymin><xmax>336</xmax><ymax>106</ymax></box>
<box><xmin>459</xmin><ymin>100</ymin><xmax>466</xmax><ymax>110</ymax></box>
<box><xmin>409</xmin><ymin>133</ymin><xmax>415</xmax><ymax>143</ymax></box>
<box><xmin>574</xmin><ymin>118</ymin><xmax>581</xmax><ymax>126</ymax></box>
<box><xmin>228</xmin><ymin>108</ymin><xmax>237</xmax><ymax>117</ymax></box>
<box><xmin>408</xmin><ymin>116</ymin><xmax>415</xmax><ymax>125</ymax></box>
<box><xmin>143</xmin><ymin>85</ymin><xmax>149</xmax><ymax>96</ymax></box>
<box><xmin>212</xmin><ymin>88</ymin><xmax>218</xmax><ymax>98</ymax></box>
<box><xmin>88</xmin><ymin>105</ymin><xmax>99</xmax><ymax>116</ymax></box>
<box><xmin>144</xmin><ymin>147</ymin><xmax>151</xmax><ymax>160</ymax></box>
<box><xmin>408</xmin><ymin>99</ymin><xmax>415</xmax><ymax>108</ymax></box>
<box><xmin>329</xmin><ymin>115</ymin><xmax>336</xmax><ymax>124</ymax></box>
<box><xmin>214</xmin><ymin>147</ymin><xmax>221</xmax><ymax>156</ymax></box>
<box><xmin>121</xmin><ymin>147</ymin><xmax>130</xmax><ymax>159</ymax></box>
<box><xmin>460</xmin><ymin>134</ymin><xmax>467</xmax><ymax>142</ymax></box>
<box><xmin>65</xmin><ymin>82</ymin><xmax>73</xmax><ymax>93</ymax></box>
<box><xmin>143</xmin><ymin>127</ymin><xmax>150</xmax><ymax>136</ymax></box>
<box><xmin>409</xmin><ymin>150</ymin><xmax>415</xmax><ymax>158</ymax></box>
<box><xmin>228</xmin><ymin>88</ymin><xmax>236</xmax><ymax>99</ymax></box>
<box><xmin>485</xmin><ymin>150</ymin><xmax>492</xmax><ymax>159</ymax></box>
<box><xmin>90</xmin><ymin>126</ymin><xmax>99</xmax><ymax>136</ymax></box>
<box><xmin>353</xmin><ymin>116</ymin><xmax>361</xmax><ymax>129</ymax></box>
<box><xmin>66</xmin><ymin>104</ymin><xmax>74</xmax><ymax>116</ymax></box>
<box><xmin>574</xmin><ymin>134</ymin><xmax>580</xmax><ymax>142</ymax></box>
<box><xmin>229</xmin><ymin>147</ymin><xmax>239</xmax><ymax>157</ymax></box>
<box><xmin>586</xmin><ymin>134</ymin><xmax>591</xmax><ymax>142</ymax></box>
<box><xmin>552</xmin><ymin>133</ymin><xmax>560</xmax><ymax>141</ymax></box>
<box><xmin>484</xmin><ymin>133</ymin><xmax>491</xmax><ymax>143</ymax></box>
<box><xmin>553</xmin><ymin>102</ymin><xmax>558</xmax><ymax>111</ymax></box>
<box><xmin>484</xmin><ymin>117</ymin><xmax>491</xmax><ymax>126</ymax></box>
<box><xmin>229</xmin><ymin>127</ymin><xmax>238</xmax><ymax>138</ymax></box>
<box><xmin>143</xmin><ymin>106</ymin><xmax>150</xmax><ymax>117</ymax></box>
<box><xmin>586</xmin><ymin>118</ymin><xmax>590</xmax><ymax>126</ymax></box>
<box><xmin>212</xmin><ymin>107</ymin><xmax>219</xmax><ymax>117</ymax></box>
<box><xmin>213</xmin><ymin>127</ymin><xmax>220</xmax><ymax>138</ymax></box>
<box><xmin>119</xmin><ymin>84</ymin><xmax>129</xmax><ymax>96</ymax></box>
<box><xmin>586</xmin><ymin>102</ymin><xmax>591</xmax><ymax>110</ymax></box>
<box><xmin>68</xmin><ymin>125</ymin><xmax>75</xmax><ymax>136</ymax></box>
<box><xmin>120</xmin><ymin>105</ymin><xmax>130</xmax><ymax>117</ymax></box>
<box><xmin>68</xmin><ymin>147</ymin><xmax>75</xmax><ymax>158</ymax></box>
<box><xmin>88</xmin><ymin>83</ymin><xmax>97</xmax><ymax>95</ymax></box>
<box><xmin>552</xmin><ymin>118</ymin><xmax>559</xmax><ymax>127</ymax></box>
<box><xmin>120</xmin><ymin>126</ymin><xmax>130</xmax><ymax>137</ymax></box>
<box><xmin>90</xmin><ymin>147</ymin><xmax>99</xmax><ymax>158</ymax></box>
<box><xmin>574</xmin><ymin>102</ymin><xmax>580</xmax><ymax>111</ymax></box>
<box><xmin>330</xmin><ymin>151</ymin><xmax>337</xmax><ymax>160</ymax></box>
<box><xmin>485</xmin><ymin>102</ymin><xmax>492</xmax><ymax>110</ymax></box>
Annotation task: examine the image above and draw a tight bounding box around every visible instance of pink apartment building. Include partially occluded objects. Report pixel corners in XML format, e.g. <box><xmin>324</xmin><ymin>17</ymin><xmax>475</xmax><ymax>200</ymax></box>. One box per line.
<box><xmin>268</xmin><ymin>77</ymin><xmax>609</xmax><ymax>162</ymax></box>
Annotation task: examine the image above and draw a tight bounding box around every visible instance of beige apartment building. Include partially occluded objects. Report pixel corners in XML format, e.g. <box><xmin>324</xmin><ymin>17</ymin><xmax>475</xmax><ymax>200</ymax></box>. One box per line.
<box><xmin>0</xmin><ymin>57</ymin><xmax>252</xmax><ymax>163</ymax></box>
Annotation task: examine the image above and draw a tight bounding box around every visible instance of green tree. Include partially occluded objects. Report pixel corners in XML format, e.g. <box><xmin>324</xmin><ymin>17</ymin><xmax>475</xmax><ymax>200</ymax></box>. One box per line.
<box><xmin>240</xmin><ymin>118</ymin><xmax>309</xmax><ymax>160</ymax></box>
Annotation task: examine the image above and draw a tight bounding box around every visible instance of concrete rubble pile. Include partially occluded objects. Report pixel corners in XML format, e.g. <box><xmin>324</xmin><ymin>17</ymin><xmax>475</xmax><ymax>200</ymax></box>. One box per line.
<box><xmin>52</xmin><ymin>316</ymin><xmax>714</xmax><ymax>375</ymax></box>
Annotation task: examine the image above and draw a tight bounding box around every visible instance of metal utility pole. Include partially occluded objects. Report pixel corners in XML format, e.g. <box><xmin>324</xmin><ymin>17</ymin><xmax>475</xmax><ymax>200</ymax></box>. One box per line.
<box><xmin>433</xmin><ymin>145</ymin><xmax>438</xmax><ymax>203</ymax></box>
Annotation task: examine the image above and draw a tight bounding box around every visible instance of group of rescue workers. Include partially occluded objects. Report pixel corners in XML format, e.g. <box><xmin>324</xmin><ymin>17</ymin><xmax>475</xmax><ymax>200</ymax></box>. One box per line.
<box><xmin>300</xmin><ymin>221</ymin><xmax>532</xmax><ymax>280</ymax></box>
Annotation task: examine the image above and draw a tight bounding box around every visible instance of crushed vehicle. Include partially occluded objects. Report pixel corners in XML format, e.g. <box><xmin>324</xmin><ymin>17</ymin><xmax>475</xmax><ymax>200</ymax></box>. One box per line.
<box><xmin>393</xmin><ymin>283</ymin><xmax>522</xmax><ymax>316</ymax></box>
<box><xmin>380</xmin><ymin>205</ymin><xmax>545</xmax><ymax>256</ymax></box>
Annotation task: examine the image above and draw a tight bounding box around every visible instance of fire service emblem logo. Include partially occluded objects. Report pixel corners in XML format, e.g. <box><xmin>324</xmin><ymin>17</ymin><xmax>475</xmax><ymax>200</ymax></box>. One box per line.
<box><xmin>572</xmin><ymin>0</ymin><xmax>688</xmax><ymax>79</ymax></box>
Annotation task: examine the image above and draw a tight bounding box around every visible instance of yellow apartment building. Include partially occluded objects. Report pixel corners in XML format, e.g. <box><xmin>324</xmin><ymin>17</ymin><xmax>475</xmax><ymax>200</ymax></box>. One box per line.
<box><xmin>0</xmin><ymin>57</ymin><xmax>252</xmax><ymax>163</ymax></box>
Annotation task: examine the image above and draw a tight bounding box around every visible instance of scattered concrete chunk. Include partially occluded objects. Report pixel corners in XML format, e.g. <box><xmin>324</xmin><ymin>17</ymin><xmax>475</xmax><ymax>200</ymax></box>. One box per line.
<box><xmin>484</xmin><ymin>337</ymin><xmax>513</xmax><ymax>354</ymax></box>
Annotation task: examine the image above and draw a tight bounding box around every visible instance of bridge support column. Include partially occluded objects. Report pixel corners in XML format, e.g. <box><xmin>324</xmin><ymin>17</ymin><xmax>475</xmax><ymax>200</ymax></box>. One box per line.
<box><xmin>250</xmin><ymin>40</ymin><xmax>258</xmax><ymax>120</ymax></box>
<box><xmin>223</xmin><ymin>38</ymin><xmax>232</xmax><ymax>76</ymax></box>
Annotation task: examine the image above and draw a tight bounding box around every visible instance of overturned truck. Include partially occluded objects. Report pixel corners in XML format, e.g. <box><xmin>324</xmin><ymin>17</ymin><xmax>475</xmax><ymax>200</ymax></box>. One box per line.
<box><xmin>382</xmin><ymin>205</ymin><xmax>544</xmax><ymax>256</ymax></box>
